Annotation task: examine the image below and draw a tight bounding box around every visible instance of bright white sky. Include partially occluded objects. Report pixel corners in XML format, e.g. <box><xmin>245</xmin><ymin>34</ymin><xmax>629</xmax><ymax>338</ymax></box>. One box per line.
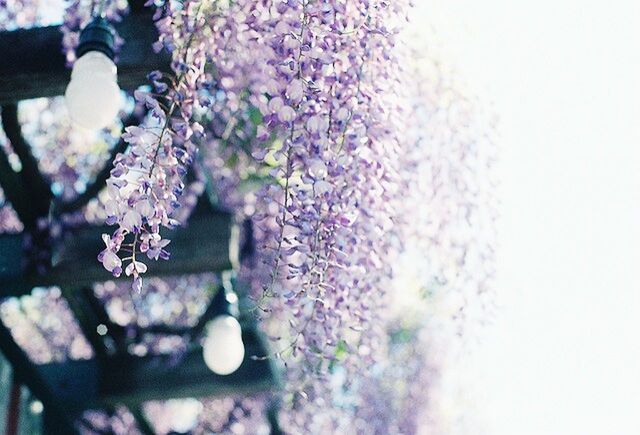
<box><xmin>417</xmin><ymin>1</ymin><xmax>640</xmax><ymax>434</ymax></box>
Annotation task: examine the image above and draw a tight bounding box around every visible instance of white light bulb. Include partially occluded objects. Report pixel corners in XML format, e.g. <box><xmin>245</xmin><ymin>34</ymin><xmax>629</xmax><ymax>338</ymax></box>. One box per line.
<box><xmin>166</xmin><ymin>398</ymin><xmax>202</xmax><ymax>433</ymax></box>
<box><xmin>65</xmin><ymin>51</ymin><xmax>121</xmax><ymax>130</ymax></box>
<box><xmin>30</xmin><ymin>400</ymin><xmax>44</xmax><ymax>415</ymax></box>
<box><xmin>202</xmin><ymin>315</ymin><xmax>245</xmax><ymax>375</ymax></box>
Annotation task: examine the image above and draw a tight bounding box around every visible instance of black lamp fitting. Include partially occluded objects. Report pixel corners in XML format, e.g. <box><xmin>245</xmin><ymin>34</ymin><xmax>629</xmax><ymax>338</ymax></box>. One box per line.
<box><xmin>76</xmin><ymin>16</ymin><xmax>116</xmax><ymax>60</ymax></box>
<box><xmin>210</xmin><ymin>274</ymin><xmax>239</xmax><ymax>318</ymax></box>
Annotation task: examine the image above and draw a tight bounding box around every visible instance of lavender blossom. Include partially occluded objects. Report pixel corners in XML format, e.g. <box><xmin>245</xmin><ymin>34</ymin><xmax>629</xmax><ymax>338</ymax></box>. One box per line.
<box><xmin>100</xmin><ymin>0</ymin><xmax>211</xmax><ymax>289</ymax></box>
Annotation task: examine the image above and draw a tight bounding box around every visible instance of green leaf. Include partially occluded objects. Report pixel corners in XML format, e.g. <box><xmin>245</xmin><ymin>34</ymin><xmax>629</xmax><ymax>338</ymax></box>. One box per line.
<box><xmin>248</xmin><ymin>105</ymin><xmax>263</xmax><ymax>126</ymax></box>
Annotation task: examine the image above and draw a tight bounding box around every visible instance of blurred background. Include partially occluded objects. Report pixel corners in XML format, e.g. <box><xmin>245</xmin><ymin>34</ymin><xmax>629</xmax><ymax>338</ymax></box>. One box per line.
<box><xmin>417</xmin><ymin>1</ymin><xmax>640</xmax><ymax>434</ymax></box>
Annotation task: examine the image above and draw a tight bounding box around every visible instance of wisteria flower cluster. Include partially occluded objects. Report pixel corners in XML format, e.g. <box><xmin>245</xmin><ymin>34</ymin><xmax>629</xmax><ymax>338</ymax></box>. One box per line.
<box><xmin>187</xmin><ymin>0</ymin><xmax>418</xmax><ymax>431</ymax></box>
<box><xmin>189</xmin><ymin>1</ymin><xmax>495</xmax><ymax>432</ymax></box>
<box><xmin>99</xmin><ymin>0</ymin><xmax>211</xmax><ymax>291</ymax></box>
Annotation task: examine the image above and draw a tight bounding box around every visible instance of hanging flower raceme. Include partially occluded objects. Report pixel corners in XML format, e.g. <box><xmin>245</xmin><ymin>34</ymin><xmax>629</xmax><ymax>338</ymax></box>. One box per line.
<box><xmin>188</xmin><ymin>0</ymin><xmax>413</xmax><ymax>431</ymax></box>
<box><xmin>100</xmin><ymin>0</ymin><xmax>211</xmax><ymax>290</ymax></box>
<box><xmin>258</xmin><ymin>0</ymin><xmax>408</xmax><ymax>363</ymax></box>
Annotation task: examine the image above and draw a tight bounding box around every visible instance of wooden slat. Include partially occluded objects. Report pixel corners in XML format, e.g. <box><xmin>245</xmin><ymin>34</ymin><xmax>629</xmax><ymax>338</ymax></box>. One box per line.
<box><xmin>1</xmin><ymin>105</ymin><xmax>52</xmax><ymax>221</ymax></box>
<box><xmin>0</xmin><ymin>208</ymin><xmax>237</xmax><ymax>296</ymax></box>
<box><xmin>0</xmin><ymin>234</ymin><xmax>22</xmax><ymax>280</ymax></box>
<box><xmin>0</xmin><ymin>11</ymin><xmax>170</xmax><ymax>103</ymax></box>
<box><xmin>36</xmin><ymin>327</ymin><xmax>279</xmax><ymax>411</ymax></box>
<box><xmin>60</xmin><ymin>286</ymin><xmax>112</xmax><ymax>361</ymax></box>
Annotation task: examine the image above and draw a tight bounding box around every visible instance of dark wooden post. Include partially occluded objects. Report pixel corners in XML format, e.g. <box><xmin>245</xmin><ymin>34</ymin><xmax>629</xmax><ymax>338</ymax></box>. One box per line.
<box><xmin>5</xmin><ymin>375</ymin><xmax>21</xmax><ymax>435</ymax></box>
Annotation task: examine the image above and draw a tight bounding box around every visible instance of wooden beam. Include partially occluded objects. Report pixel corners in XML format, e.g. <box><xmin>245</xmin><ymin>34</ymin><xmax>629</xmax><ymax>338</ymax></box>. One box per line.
<box><xmin>60</xmin><ymin>286</ymin><xmax>129</xmax><ymax>362</ymax></box>
<box><xmin>0</xmin><ymin>208</ymin><xmax>237</xmax><ymax>296</ymax></box>
<box><xmin>267</xmin><ymin>399</ymin><xmax>284</xmax><ymax>435</ymax></box>
<box><xmin>0</xmin><ymin>319</ymin><xmax>78</xmax><ymax>433</ymax></box>
<box><xmin>128</xmin><ymin>405</ymin><xmax>155</xmax><ymax>435</ymax></box>
<box><xmin>0</xmin><ymin>11</ymin><xmax>170</xmax><ymax>103</ymax></box>
<box><xmin>61</xmin><ymin>286</ymin><xmax>112</xmax><ymax>361</ymax></box>
<box><xmin>35</xmin><ymin>327</ymin><xmax>279</xmax><ymax>412</ymax></box>
<box><xmin>0</xmin><ymin>147</ymin><xmax>34</xmax><ymax>228</ymax></box>
<box><xmin>102</xmin><ymin>327</ymin><xmax>278</xmax><ymax>407</ymax></box>
<box><xmin>80</xmin><ymin>286</ymin><xmax>128</xmax><ymax>354</ymax></box>
<box><xmin>5</xmin><ymin>374</ymin><xmax>21</xmax><ymax>435</ymax></box>
<box><xmin>0</xmin><ymin>105</ymin><xmax>50</xmax><ymax>197</ymax></box>
<box><xmin>1</xmin><ymin>105</ymin><xmax>52</xmax><ymax>220</ymax></box>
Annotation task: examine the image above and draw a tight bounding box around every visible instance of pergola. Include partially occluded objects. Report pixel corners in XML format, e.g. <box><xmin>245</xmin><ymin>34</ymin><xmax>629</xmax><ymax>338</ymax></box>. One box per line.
<box><xmin>0</xmin><ymin>2</ymin><xmax>279</xmax><ymax>433</ymax></box>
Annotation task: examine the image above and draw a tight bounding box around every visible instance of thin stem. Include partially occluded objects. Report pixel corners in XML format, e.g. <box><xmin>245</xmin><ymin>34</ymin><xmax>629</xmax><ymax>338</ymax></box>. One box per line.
<box><xmin>336</xmin><ymin>12</ymin><xmax>372</xmax><ymax>154</ymax></box>
<box><xmin>248</xmin><ymin>134</ymin><xmax>293</xmax><ymax>313</ymax></box>
<box><xmin>250</xmin><ymin>3</ymin><xmax>309</xmax><ymax>312</ymax></box>
<box><xmin>146</xmin><ymin>0</ymin><xmax>205</xmax><ymax>178</ymax></box>
<box><xmin>125</xmin><ymin>1</ymin><xmax>206</xmax><ymax>269</ymax></box>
